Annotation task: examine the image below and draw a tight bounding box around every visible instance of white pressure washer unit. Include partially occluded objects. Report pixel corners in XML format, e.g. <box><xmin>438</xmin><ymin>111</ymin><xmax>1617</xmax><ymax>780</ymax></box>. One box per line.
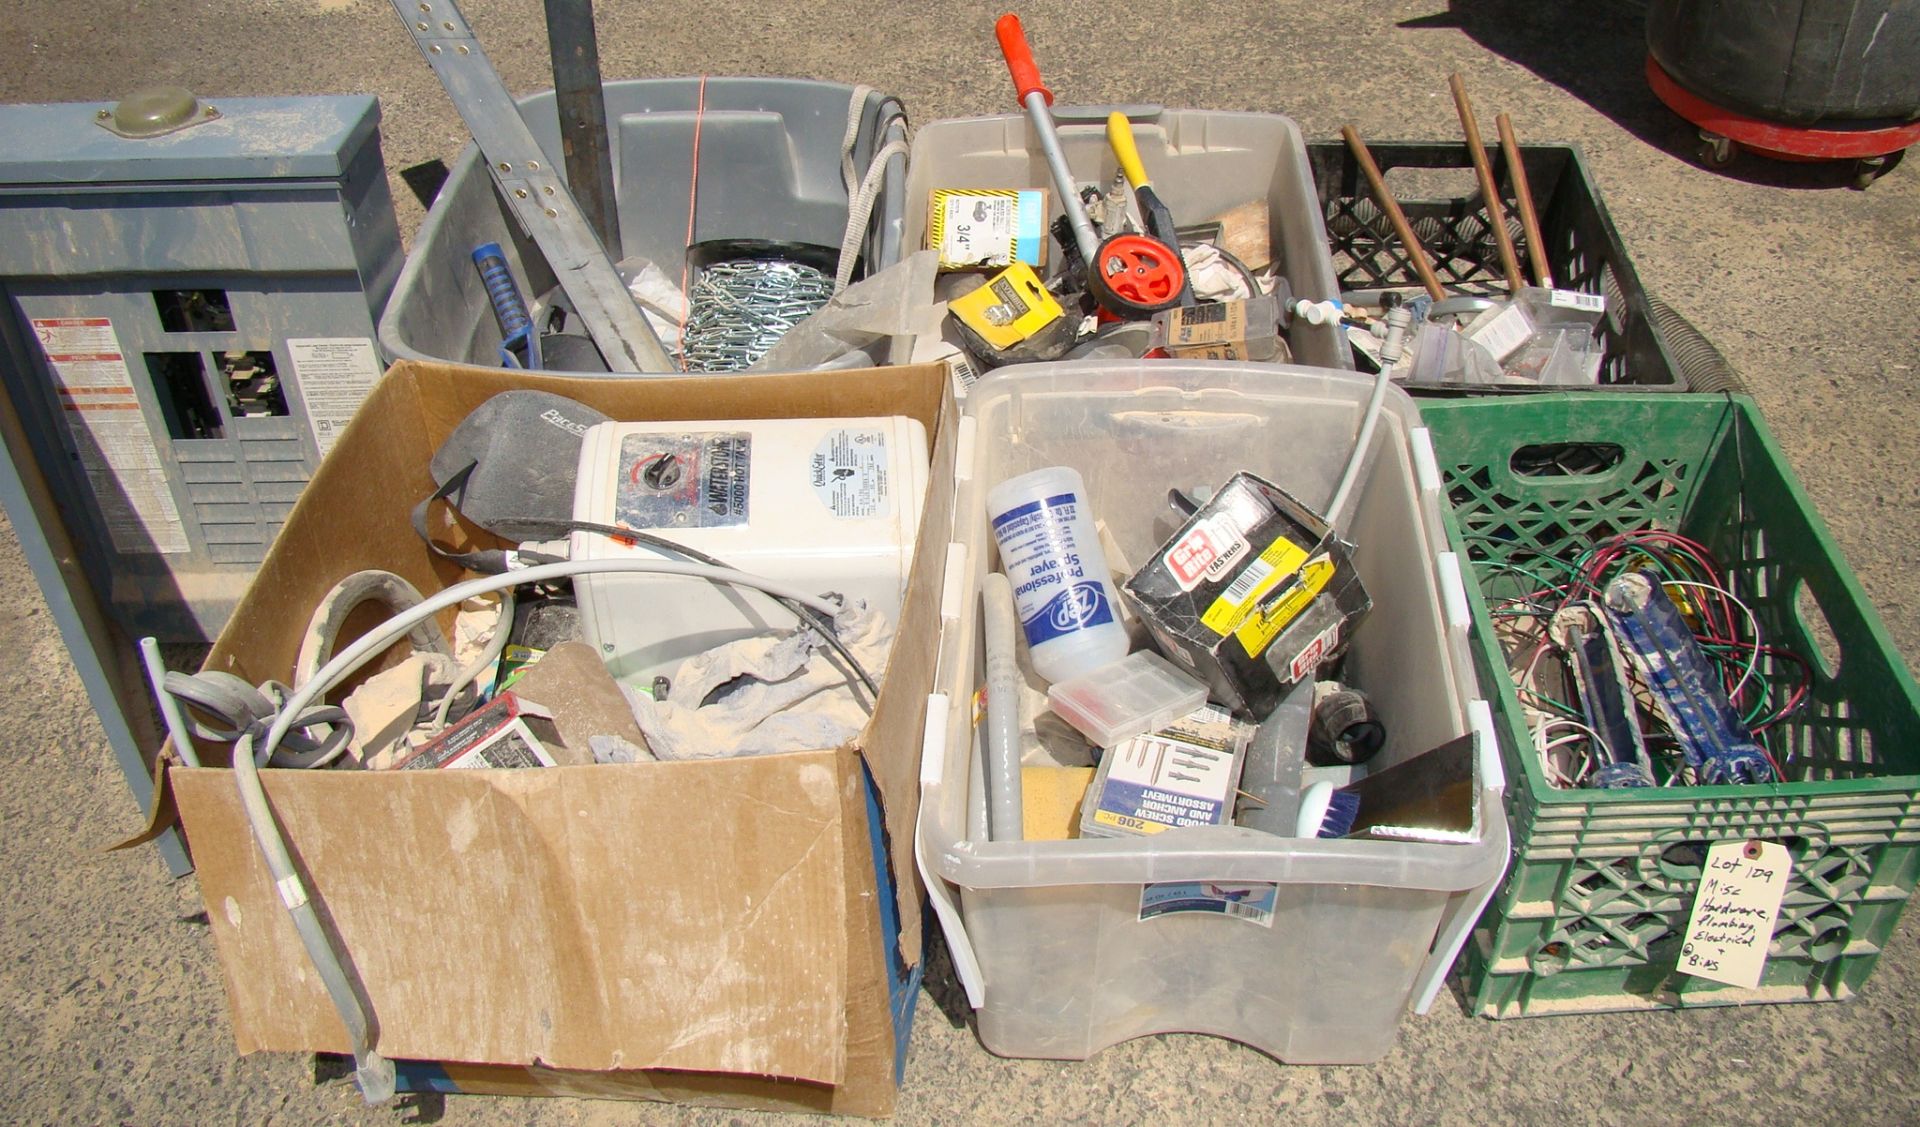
<box><xmin>569</xmin><ymin>416</ymin><xmax>929</xmax><ymax>684</ymax></box>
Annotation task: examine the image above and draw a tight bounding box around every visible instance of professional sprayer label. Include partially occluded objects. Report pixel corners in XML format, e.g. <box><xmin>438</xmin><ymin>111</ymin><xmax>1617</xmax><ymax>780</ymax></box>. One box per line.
<box><xmin>615</xmin><ymin>431</ymin><xmax>750</xmax><ymax>528</ymax></box>
<box><xmin>991</xmin><ymin>492</ymin><xmax>1115</xmax><ymax>645</ymax></box>
<box><xmin>811</xmin><ymin>428</ymin><xmax>891</xmax><ymax>518</ymax></box>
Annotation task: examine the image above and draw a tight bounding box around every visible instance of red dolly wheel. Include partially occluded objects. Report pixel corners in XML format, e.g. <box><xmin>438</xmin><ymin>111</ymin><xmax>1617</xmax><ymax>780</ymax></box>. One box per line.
<box><xmin>1087</xmin><ymin>233</ymin><xmax>1186</xmax><ymax>317</ymax></box>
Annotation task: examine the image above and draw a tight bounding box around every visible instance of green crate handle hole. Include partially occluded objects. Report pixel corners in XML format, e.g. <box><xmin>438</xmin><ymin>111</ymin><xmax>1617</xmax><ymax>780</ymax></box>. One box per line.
<box><xmin>1529</xmin><ymin>940</ymin><xmax>1572</xmax><ymax>977</ymax></box>
<box><xmin>1651</xmin><ymin>833</ymin><xmax>1816</xmax><ymax>886</ymax></box>
<box><xmin>1510</xmin><ymin>442</ymin><xmax>1625</xmax><ymax>479</ymax></box>
<box><xmin>1794</xmin><ymin>580</ymin><xmax>1843</xmax><ymax>680</ymax></box>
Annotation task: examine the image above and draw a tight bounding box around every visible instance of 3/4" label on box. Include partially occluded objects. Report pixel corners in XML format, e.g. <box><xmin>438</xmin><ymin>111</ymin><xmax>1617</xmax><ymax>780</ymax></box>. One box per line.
<box><xmin>1678</xmin><ymin>839</ymin><xmax>1790</xmax><ymax>989</ymax></box>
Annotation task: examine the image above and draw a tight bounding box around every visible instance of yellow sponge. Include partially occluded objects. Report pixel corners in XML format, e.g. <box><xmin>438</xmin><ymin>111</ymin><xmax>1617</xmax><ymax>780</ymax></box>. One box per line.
<box><xmin>1021</xmin><ymin>766</ymin><xmax>1095</xmax><ymax>841</ymax></box>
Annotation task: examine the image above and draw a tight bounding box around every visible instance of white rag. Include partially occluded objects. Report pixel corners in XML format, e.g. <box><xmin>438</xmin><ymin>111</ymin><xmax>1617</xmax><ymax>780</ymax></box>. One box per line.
<box><xmin>625</xmin><ymin>602</ymin><xmax>894</xmax><ymax>760</ymax></box>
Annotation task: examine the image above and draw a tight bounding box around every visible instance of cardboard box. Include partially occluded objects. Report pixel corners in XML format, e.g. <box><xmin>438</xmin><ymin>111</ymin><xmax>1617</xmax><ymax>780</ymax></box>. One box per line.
<box><xmin>1122</xmin><ymin>472</ymin><xmax>1370</xmax><ymax>718</ymax></box>
<box><xmin>157</xmin><ymin>360</ymin><xmax>956</xmax><ymax>1116</ymax></box>
<box><xmin>1152</xmin><ymin>295</ymin><xmax>1284</xmax><ymax>362</ymax></box>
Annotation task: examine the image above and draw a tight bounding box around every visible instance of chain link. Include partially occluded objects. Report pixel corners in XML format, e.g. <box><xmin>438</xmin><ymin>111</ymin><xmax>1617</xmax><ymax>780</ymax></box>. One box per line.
<box><xmin>681</xmin><ymin>259</ymin><xmax>835</xmax><ymax>372</ymax></box>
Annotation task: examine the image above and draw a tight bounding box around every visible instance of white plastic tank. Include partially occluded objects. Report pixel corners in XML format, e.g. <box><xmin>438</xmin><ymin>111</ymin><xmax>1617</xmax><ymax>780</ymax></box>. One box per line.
<box><xmin>570</xmin><ymin>416</ymin><xmax>928</xmax><ymax>683</ymax></box>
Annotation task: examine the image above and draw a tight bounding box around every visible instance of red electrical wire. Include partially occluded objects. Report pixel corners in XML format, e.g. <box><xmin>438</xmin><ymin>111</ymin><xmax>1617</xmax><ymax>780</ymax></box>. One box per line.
<box><xmin>676</xmin><ymin>74</ymin><xmax>708</xmax><ymax>371</ymax></box>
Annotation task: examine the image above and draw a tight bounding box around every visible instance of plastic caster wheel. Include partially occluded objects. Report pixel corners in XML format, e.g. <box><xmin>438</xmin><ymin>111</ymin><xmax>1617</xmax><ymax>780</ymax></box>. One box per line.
<box><xmin>1697</xmin><ymin>131</ymin><xmax>1736</xmax><ymax>170</ymax></box>
<box><xmin>1852</xmin><ymin>156</ymin><xmax>1888</xmax><ymax>190</ymax></box>
<box><xmin>1086</xmin><ymin>233</ymin><xmax>1185</xmax><ymax>318</ymax></box>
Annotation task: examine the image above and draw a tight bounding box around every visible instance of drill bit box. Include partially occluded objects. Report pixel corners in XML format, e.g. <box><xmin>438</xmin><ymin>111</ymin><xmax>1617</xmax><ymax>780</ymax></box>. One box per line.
<box><xmin>1123</xmin><ymin>472</ymin><xmax>1370</xmax><ymax>718</ymax></box>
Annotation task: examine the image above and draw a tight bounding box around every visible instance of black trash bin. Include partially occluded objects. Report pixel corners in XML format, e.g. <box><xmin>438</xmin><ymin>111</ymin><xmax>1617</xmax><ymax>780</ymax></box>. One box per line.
<box><xmin>1645</xmin><ymin>0</ymin><xmax>1920</xmax><ymax>182</ymax></box>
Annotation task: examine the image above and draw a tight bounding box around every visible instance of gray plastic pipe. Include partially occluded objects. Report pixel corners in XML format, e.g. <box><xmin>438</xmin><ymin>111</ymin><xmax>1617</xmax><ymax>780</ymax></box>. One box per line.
<box><xmin>981</xmin><ymin>572</ymin><xmax>1025</xmax><ymax>841</ymax></box>
<box><xmin>230</xmin><ymin>728</ymin><xmax>395</xmax><ymax>1102</ymax></box>
<box><xmin>1325</xmin><ymin>364</ymin><xmax>1391</xmax><ymax>528</ymax></box>
<box><xmin>139</xmin><ymin>636</ymin><xmax>200</xmax><ymax>768</ymax></box>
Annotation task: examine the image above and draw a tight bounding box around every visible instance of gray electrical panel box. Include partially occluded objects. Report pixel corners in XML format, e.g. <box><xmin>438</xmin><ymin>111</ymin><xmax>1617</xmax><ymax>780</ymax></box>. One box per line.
<box><xmin>0</xmin><ymin>92</ymin><xmax>403</xmax><ymax>641</ymax></box>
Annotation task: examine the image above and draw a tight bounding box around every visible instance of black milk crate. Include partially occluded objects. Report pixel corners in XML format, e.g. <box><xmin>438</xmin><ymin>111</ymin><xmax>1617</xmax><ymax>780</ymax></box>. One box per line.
<box><xmin>1306</xmin><ymin>141</ymin><xmax>1688</xmax><ymax>393</ymax></box>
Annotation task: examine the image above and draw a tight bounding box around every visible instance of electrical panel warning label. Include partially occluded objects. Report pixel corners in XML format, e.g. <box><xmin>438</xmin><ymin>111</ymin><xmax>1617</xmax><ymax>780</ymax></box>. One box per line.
<box><xmin>286</xmin><ymin>337</ymin><xmax>384</xmax><ymax>456</ymax></box>
<box><xmin>811</xmin><ymin>427</ymin><xmax>891</xmax><ymax>518</ymax></box>
<box><xmin>615</xmin><ymin>431</ymin><xmax>750</xmax><ymax>529</ymax></box>
<box><xmin>31</xmin><ymin>316</ymin><xmax>189</xmax><ymax>555</ymax></box>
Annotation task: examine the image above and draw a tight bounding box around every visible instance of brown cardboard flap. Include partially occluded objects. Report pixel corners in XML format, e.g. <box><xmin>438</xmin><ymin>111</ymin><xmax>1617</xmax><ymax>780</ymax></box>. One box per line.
<box><xmin>174</xmin><ymin>753</ymin><xmax>853</xmax><ymax>1084</ymax></box>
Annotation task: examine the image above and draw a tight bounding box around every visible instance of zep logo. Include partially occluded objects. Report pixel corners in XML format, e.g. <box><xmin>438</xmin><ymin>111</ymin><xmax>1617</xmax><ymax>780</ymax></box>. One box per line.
<box><xmin>1024</xmin><ymin>581</ymin><xmax>1116</xmax><ymax>646</ymax></box>
<box><xmin>1052</xmin><ymin>581</ymin><xmax>1107</xmax><ymax>631</ymax></box>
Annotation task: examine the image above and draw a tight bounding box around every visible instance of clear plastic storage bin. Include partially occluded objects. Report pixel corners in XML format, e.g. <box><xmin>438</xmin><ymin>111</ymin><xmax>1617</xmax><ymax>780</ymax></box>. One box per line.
<box><xmin>916</xmin><ymin>361</ymin><xmax>1509</xmax><ymax>1065</ymax></box>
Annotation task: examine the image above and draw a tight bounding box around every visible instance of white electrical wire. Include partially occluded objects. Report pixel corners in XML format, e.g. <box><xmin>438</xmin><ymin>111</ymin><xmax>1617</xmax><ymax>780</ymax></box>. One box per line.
<box><xmin>256</xmin><ymin>559</ymin><xmax>844</xmax><ymax>765</ymax></box>
<box><xmin>1534</xmin><ymin>716</ymin><xmax>1607</xmax><ymax>787</ymax></box>
<box><xmin>429</xmin><ymin>589</ymin><xmax>517</xmax><ymax>733</ymax></box>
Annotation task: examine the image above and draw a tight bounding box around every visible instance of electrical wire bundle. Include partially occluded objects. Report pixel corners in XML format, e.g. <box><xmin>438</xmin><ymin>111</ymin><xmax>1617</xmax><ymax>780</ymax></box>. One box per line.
<box><xmin>1475</xmin><ymin>529</ymin><xmax>1813</xmax><ymax>789</ymax></box>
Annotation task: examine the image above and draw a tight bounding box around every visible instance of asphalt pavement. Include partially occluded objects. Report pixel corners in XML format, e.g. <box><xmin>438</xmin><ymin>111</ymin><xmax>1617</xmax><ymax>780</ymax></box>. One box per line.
<box><xmin>1</xmin><ymin>1</ymin><xmax>1916</xmax><ymax>1123</ymax></box>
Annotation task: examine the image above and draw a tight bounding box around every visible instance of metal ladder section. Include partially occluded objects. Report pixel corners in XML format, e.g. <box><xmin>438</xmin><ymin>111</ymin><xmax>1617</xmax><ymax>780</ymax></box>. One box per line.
<box><xmin>389</xmin><ymin>0</ymin><xmax>676</xmax><ymax>373</ymax></box>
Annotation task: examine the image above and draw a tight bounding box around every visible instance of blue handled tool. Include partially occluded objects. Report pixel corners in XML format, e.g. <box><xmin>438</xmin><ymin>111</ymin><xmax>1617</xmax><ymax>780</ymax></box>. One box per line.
<box><xmin>1605</xmin><ymin>571</ymin><xmax>1774</xmax><ymax>785</ymax></box>
<box><xmin>472</xmin><ymin>242</ymin><xmax>541</xmax><ymax>369</ymax></box>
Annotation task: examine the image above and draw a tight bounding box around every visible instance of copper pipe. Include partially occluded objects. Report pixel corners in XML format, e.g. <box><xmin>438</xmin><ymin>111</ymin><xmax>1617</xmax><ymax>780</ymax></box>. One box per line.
<box><xmin>1341</xmin><ymin>124</ymin><xmax>1445</xmax><ymax>301</ymax></box>
<box><xmin>1448</xmin><ymin>73</ymin><xmax>1524</xmax><ymax>292</ymax></box>
<box><xmin>1497</xmin><ymin>112</ymin><xmax>1552</xmax><ymax>288</ymax></box>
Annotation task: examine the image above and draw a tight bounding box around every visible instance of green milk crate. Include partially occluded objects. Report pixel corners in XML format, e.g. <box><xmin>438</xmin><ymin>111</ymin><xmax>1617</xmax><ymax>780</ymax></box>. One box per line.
<box><xmin>1417</xmin><ymin>393</ymin><xmax>1920</xmax><ymax>1017</ymax></box>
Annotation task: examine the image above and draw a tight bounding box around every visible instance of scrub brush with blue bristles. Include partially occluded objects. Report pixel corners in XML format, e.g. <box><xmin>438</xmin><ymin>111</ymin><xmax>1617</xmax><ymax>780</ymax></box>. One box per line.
<box><xmin>1296</xmin><ymin>780</ymin><xmax>1361</xmax><ymax>838</ymax></box>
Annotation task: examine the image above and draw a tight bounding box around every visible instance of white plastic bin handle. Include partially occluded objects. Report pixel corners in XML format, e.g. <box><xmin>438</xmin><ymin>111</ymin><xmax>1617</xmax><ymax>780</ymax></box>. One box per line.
<box><xmin>916</xmin><ymin>692</ymin><xmax>987</xmax><ymax>1008</ymax></box>
<box><xmin>1049</xmin><ymin>104</ymin><xmax>1165</xmax><ymax>126</ymax></box>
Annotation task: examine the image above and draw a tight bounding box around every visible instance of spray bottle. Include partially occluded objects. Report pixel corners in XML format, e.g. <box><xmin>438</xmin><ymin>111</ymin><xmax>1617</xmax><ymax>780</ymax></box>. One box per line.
<box><xmin>985</xmin><ymin>466</ymin><xmax>1129</xmax><ymax>684</ymax></box>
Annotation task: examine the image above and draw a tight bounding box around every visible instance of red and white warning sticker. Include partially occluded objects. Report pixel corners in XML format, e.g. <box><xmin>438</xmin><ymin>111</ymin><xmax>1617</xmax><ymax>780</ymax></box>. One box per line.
<box><xmin>31</xmin><ymin>317</ymin><xmax>189</xmax><ymax>554</ymax></box>
<box><xmin>1286</xmin><ymin>621</ymin><xmax>1343</xmax><ymax>683</ymax></box>
<box><xmin>1161</xmin><ymin>513</ymin><xmax>1248</xmax><ymax>592</ymax></box>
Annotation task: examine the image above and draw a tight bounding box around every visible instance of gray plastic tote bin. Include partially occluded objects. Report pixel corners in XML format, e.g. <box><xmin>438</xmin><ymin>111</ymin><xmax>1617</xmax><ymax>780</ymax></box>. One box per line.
<box><xmin>379</xmin><ymin>77</ymin><xmax>907</xmax><ymax>370</ymax></box>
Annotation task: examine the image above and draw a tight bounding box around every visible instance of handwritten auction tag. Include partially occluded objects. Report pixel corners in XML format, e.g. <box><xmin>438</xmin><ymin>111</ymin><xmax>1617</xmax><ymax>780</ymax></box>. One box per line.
<box><xmin>1679</xmin><ymin>840</ymin><xmax>1791</xmax><ymax>988</ymax></box>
